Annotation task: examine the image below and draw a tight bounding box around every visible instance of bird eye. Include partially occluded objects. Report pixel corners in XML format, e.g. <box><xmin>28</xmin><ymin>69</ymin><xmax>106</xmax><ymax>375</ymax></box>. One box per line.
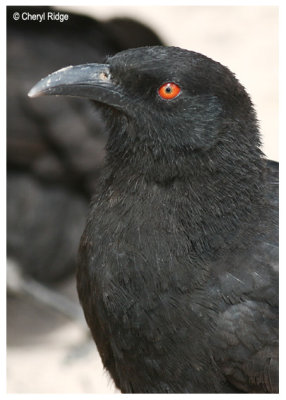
<box><xmin>158</xmin><ymin>82</ymin><xmax>181</xmax><ymax>100</ymax></box>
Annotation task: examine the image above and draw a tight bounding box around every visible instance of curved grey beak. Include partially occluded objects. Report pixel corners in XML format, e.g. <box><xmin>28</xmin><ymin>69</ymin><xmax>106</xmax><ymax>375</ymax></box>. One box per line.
<box><xmin>28</xmin><ymin>63</ymin><xmax>125</xmax><ymax>110</ymax></box>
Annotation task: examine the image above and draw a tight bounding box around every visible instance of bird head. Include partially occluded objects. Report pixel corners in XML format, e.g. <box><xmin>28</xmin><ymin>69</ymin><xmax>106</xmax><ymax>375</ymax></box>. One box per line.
<box><xmin>29</xmin><ymin>46</ymin><xmax>261</xmax><ymax>181</ymax></box>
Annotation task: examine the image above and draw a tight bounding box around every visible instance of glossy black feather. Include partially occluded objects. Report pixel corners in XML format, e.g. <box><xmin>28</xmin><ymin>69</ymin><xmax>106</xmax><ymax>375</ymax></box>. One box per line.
<box><xmin>72</xmin><ymin>46</ymin><xmax>277</xmax><ymax>393</ymax></box>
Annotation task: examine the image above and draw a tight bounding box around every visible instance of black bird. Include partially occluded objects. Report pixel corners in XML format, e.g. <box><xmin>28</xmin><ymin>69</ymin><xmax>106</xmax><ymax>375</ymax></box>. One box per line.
<box><xmin>29</xmin><ymin>46</ymin><xmax>279</xmax><ymax>393</ymax></box>
<box><xmin>7</xmin><ymin>6</ymin><xmax>163</xmax><ymax>283</ymax></box>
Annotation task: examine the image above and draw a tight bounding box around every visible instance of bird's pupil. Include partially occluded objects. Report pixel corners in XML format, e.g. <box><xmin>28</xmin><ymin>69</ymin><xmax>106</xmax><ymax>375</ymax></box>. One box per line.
<box><xmin>166</xmin><ymin>87</ymin><xmax>172</xmax><ymax>93</ymax></box>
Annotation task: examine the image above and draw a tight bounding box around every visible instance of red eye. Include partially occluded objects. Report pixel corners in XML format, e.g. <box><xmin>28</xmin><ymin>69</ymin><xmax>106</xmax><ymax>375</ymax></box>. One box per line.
<box><xmin>158</xmin><ymin>82</ymin><xmax>181</xmax><ymax>100</ymax></box>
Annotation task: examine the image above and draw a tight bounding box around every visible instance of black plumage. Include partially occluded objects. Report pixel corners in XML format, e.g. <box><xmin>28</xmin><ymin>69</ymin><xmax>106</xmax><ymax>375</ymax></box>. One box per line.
<box><xmin>29</xmin><ymin>46</ymin><xmax>278</xmax><ymax>393</ymax></box>
<box><xmin>7</xmin><ymin>6</ymin><xmax>163</xmax><ymax>282</ymax></box>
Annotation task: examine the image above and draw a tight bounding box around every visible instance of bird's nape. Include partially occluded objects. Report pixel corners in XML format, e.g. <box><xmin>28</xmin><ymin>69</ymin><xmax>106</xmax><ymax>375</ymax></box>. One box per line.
<box><xmin>28</xmin><ymin>45</ymin><xmax>278</xmax><ymax>394</ymax></box>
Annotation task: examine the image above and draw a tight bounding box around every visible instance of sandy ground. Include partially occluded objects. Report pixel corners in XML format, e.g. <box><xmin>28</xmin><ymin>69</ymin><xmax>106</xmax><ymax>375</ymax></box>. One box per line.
<box><xmin>7</xmin><ymin>276</ymin><xmax>118</xmax><ymax>393</ymax></box>
<box><xmin>7</xmin><ymin>5</ymin><xmax>278</xmax><ymax>394</ymax></box>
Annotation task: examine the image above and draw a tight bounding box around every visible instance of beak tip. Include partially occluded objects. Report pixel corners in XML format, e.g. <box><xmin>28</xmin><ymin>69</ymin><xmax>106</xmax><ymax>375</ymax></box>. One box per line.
<box><xmin>28</xmin><ymin>86</ymin><xmax>41</xmax><ymax>98</ymax></box>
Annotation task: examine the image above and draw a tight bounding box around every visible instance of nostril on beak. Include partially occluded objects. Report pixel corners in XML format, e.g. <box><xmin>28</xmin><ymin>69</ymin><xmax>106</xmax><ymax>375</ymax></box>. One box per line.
<box><xmin>99</xmin><ymin>71</ymin><xmax>110</xmax><ymax>81</ymax></box>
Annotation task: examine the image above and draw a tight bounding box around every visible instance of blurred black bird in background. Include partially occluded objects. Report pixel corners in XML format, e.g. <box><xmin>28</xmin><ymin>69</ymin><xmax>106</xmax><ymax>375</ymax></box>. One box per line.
<box><xmin>29</xmin><ymin>46</ymin><xmax>278</xmax><ymax>393</ymax></box>
<box><xmin>7</xmin><ymin>6</ymin><xmax>163</xmax><ymax>284</ymax></box>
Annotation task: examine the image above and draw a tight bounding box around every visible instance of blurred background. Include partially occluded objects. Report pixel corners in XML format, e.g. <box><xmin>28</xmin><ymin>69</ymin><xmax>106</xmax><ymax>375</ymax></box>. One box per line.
<box><xmin>7</xmin><ymin>5</ymin><xmax>278</xmax><ymax>394</ymax></box>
